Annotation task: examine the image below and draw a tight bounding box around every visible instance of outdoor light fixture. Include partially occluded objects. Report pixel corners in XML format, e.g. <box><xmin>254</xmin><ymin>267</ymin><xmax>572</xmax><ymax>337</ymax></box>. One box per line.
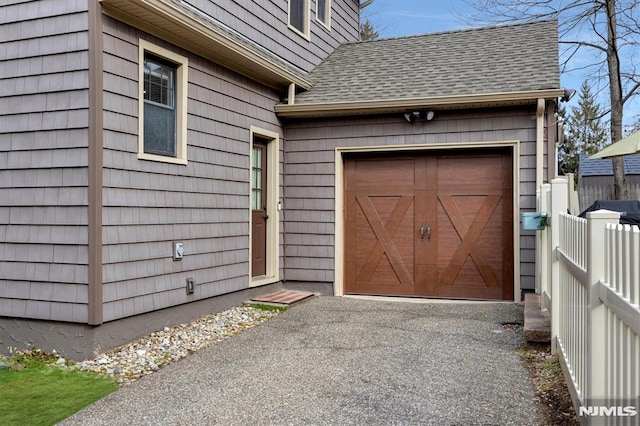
<box><xmin>404</xmin><ymin>110</ymin><xmax>436</xmax><ymax>123</ymax></box>
<box><xmin>561</xmin><ymin>88</ymin><xmax>576</xmax><ymax>102</ymax></box>
<box><xmin>404</xmin><ymin>111</ymin><xmax>421</xmax><ymax>122</ymax></box>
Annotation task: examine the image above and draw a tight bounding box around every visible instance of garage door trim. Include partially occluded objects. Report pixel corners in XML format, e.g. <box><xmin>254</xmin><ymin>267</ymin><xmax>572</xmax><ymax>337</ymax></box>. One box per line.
<box><xmin>334</xmin><ymin>141</ymin><xmax>521</xmax><ymax>301</ymax></box>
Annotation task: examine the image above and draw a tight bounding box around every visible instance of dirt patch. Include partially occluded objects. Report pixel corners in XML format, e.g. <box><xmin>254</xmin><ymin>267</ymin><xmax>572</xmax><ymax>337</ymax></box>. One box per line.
<box><xmin>519</xmin><ymin>342</ymin><xmax>579</xmax><ymax>425</ymax></box>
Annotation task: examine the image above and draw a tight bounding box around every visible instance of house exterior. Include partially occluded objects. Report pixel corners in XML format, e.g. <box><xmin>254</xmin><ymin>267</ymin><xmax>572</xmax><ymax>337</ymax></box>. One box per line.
<box><xmin>578</xmin><ymin>153</ymin><xmax>640</xmax><ymax>210</ymax></box>
<box><xmin>0</xmin><ymin>0</ymin><xmax>563</xmax><ymax>358</ymax></box>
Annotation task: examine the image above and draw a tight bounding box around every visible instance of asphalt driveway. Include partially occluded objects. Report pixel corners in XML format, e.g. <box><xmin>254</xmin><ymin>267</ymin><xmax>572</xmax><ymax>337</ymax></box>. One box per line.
<box><xmin>61</xmin><ymin>296</ymin><xmax>540</xmax><ymax>425</ymax></box>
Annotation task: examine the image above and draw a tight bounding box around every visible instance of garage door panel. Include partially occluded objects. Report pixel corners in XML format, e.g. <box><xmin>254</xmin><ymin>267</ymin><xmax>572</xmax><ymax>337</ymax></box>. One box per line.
<box><xmin>437</xmin><ymin>155</ymin><xmax>505</xmax><ymax>186</ymax></box>
<box><xmin>345</xmin><ymin>149</ymin><xmax>513</xmax><ymax>300</ymax></box>
<box><xmin>346</xmin><ymin>158</ymin><xmax>417</xmax><ymax>295</ymax></box>
<box><xmin>355</xmin><ymin>158</ymin><xmax>416</xmax><ymax>189</ymax></box>
<box><xmin>436</xmin><ymin>185</ymin><xmax>505</xmax><ymax>196</ymax></box>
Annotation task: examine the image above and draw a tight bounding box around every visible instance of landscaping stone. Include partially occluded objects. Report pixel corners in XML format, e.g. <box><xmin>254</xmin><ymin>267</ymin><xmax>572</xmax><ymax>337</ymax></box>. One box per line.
<box><xmin>70</xmin><ymin>305</ymin><xmax>280</xmax><ymax>386</ymax></box>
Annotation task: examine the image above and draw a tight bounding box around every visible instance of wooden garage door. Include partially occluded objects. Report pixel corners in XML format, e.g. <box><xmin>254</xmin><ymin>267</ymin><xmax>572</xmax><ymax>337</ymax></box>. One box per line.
<box><xmin>344</xmin><ymin>149</ymin><xmax>513</xmax><ymax>300</ymax></box>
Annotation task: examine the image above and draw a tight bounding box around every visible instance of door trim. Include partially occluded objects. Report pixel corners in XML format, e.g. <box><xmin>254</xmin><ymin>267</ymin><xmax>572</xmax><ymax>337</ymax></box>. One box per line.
<box><xmin>334</xmin><ymin>141</ymin><xmax>521</xmax><ymax>301</ymax></box>
<box><xmin>249</xmin><ymin>126</ymin><xmax>280</xmax><ymax>287</ymax></box>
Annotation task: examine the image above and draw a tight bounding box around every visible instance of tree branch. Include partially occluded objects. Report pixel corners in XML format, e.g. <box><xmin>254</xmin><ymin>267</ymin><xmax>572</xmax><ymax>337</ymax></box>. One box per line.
<box><xmin>559</xmin><ymin>39</ymin><xmax>608</xmax><ymax>52</ymax></box>
<box><xmin>359</xmin><ymin>0</ymin><xmax>374</xmax><ymax>9</ymax></box>
<box><xmin>622</xmin><ymin>81</ymin><xmax>640</xmax><ymax>105</ymax></box>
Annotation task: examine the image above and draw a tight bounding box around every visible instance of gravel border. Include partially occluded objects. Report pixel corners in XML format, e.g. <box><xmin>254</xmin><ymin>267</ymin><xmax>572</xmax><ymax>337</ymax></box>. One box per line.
<box><xmin>54</xmin><ymin>305</ymin><xmax>282</xmax><ymax>386</ymax></box>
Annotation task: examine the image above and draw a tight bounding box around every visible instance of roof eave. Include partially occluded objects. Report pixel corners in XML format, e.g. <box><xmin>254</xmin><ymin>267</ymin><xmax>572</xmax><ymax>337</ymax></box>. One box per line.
<box><xmin>100</xmin><ymin>0</ymin><xmax>311</xmax><ymax>91</ymax></box>
<box><xmin>275</xmin><ymin>89</ymin><xmax>565</xmax><ymax>118</ymax></box>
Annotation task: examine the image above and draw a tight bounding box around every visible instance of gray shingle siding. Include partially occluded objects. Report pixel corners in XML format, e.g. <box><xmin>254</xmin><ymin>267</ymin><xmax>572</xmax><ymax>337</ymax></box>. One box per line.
<box><xmin>0</xmin><ymin>0</ymin><xmax>90</xmax><ymax>321</ymax></box>
<box><xmin>182</xmin><ymin>0</ymin><xmax>359</xmax><ymax>74</ymax></box>
<box><xmin>284</xmin><ymin>106</ymin><xmax>539</xmax><ymax>290</ymax></box>
<box><xmin>101</xmin><ymin>17</ymin><xmax>285</xmax><ymax>321</ymax></box>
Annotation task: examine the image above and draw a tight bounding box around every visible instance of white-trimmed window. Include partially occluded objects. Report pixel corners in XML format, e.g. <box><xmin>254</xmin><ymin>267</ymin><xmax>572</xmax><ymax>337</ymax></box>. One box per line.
<box><xmin>316</xmin><ymin>0</ymin><xmax>331</xmax><ymax>29</ymax></box>
<box><xmin>289</xmin><ymin>0</ymin><xmax>310</xmax><ymax>39</ymax></box>
<box><xmin>138</xmin><ymin>39</ymin><xmax>188</xmax><ymax>165</ymax></box>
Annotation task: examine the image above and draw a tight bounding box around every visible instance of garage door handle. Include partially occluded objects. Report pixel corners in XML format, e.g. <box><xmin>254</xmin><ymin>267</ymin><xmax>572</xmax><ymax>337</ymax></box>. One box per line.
<box><xmin>420</xmin><ymin>224</ymin><xmax>431</xmax><ymax>242</ymax></box>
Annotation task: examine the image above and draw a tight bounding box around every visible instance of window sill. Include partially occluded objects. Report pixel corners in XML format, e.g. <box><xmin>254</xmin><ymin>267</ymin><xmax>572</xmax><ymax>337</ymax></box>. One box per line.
<box><xmin>288</xmin><ymin>24</ymin><xmax>310</xmax><ymax>41</ymax></box>
<box><xmin>316</xmin><ymin>18</ymin><xmax>331</xmax><ymax>31</ymax></box>
<box><xmin>138</xmin><ymin>152</ymin><xmax>188</xmax><ymax>165</ymax></box>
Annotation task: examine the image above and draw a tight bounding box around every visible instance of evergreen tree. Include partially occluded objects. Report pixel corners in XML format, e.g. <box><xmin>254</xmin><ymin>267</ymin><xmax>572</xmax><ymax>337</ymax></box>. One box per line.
<box><xmin>359</xmin><ymin>19</ymin><xmax>379</xmax><ymax>41</ymax></box>
<box><xmin>558</xmin><ymin>82</ymin><xmax>608</xmax><ymax>175</ymax></box>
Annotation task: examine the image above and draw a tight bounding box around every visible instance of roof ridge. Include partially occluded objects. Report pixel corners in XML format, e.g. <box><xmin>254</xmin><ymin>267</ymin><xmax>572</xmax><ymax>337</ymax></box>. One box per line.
<box><xmin>347</xmin><ymin>19</ymin><xmax>557</xmax><ymax>45</ymax></box>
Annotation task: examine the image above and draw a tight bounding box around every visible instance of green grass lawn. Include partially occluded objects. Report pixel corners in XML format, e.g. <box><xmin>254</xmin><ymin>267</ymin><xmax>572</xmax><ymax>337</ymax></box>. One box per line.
<box><xmin>0</xmin><ymin>352</ymin><xmax>118</xmax><ymax>426</ymax></box>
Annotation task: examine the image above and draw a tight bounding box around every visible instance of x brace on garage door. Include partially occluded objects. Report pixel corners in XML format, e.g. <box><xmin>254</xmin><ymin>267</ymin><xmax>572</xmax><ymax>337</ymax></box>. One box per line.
<box><xmin>344</xmin><ymin>148</ymin><xmax>514</xmax><ymax>300</ymax></box>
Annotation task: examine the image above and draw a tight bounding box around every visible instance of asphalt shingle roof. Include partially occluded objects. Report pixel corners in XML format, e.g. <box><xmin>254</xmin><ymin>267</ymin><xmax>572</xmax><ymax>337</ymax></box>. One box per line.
<box><xmin>579</xmin><ymin>153</ymin><xmax>640</xmax><ymax>176</ymax></box>
<box><xmin>295</xmin><ymin>20</ymin><xmax>560</xmax><ymax>104</ymax></box>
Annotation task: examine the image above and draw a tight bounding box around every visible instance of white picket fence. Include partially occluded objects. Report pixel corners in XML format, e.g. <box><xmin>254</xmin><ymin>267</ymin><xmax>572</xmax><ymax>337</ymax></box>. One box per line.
<box><xmin>538</xmin><ymin>178</ymin><xmax>640</xmax><ymax>424</ymax></box>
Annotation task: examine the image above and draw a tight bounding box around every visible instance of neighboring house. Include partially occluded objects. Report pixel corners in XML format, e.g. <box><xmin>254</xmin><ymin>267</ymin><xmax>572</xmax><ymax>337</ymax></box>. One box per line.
<box><xmin>0</xmin><ymin>0</ymin><xmax>563</xmax><ymax>358</ymax></box>
<box><xmin>578</xmin><ymin>153</ymin><xmax>640</xmax><ymax>210</ymax></box>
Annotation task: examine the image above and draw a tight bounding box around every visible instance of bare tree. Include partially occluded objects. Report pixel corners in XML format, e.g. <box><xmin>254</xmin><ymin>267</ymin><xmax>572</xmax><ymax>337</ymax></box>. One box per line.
<box><xmin>359</xmin><ymin>0</ymin><xmax>375</xmax><ymax>9</ymax></box>
<box><xmin>465</xmin><ymin>0</ymin><xmax>640</xmax><ymax>199</ymax></box>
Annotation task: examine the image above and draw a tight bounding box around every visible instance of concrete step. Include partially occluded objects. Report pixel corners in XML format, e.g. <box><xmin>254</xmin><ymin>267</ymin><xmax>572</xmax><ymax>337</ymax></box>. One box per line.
<box><xmin>523</xmin><ymin>293</ymin><xmax>551</xmax><ymax>343</ymax></box>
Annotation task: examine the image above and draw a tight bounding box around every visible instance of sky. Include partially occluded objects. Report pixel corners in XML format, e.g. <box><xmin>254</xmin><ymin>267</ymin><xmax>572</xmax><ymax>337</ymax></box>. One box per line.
<box><xmin>362</xmin><ymin>0</ymin><xmax>640</xmax><ymax>134</ymax></box>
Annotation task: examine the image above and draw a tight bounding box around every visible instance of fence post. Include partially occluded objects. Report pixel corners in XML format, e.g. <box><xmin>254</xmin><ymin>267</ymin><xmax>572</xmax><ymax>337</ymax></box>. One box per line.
<box><xmin>586</xmin><ymin>210</ymin><xmax>620</xmax><ymax>409</ymax></box>
<box><xmin>566</xmin><ymin>173</ymin><xmax>580</xmax><ymax>215</ymax></box>
<box><xmin>538</xmin><ymin>184</ymin><xmax>551</xmax><ymax>310</ymax></box>
<box><xmin>550</xmin><ymin>178</ymin><xmax>568</xmax><ymax>355</ymax></box>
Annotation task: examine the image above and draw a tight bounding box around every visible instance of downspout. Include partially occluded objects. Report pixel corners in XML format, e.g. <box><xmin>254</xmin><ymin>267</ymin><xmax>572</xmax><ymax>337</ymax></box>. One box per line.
<box><xmin>534</xmin><ymin>98</ymin><xmax>545</xmax><ymax>300</ymax></box>
<box><xmin>288</xmin><ymin>83</ymin><xmax>296</xmax><ymax>105</ymax></box>
<box><xmin>536</xmin><ymin>98</ymin><xmax>545</xmax><ymax>190</ymax></box>
<box><xmin>546</xmin><ymin>101</ymin><xmax>558</xmax><ymax>180</ymax></box>
<box><xmin>88</xmin><ymin>0</ymin><xmax>104</xmax><ymax>325</ymax></box>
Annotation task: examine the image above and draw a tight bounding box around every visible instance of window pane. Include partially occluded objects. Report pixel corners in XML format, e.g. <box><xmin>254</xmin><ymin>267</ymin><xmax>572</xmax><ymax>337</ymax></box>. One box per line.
<box><xmin>318</xmin><ymin>0</ymin><xmax>326</xmax><ymax>23</ymax></box>
<box><xmin>144</xmin><ymin>58</ymin><xmax>174</xmax><ymax>107</ymax></box>
<box><xmin>143</xmin><ymin>53</ymin><xmax>177</xmax><ymax>157</ymax></box>
<box><xmin>252</xmin><ymin>189</ymin><xmax>262</xmax><ymax>210</ymax></box>
<box><xmin>251</xmin><ymin>146</ymin><xmax>264</xmax><ymax>210</ymax></box>
<box><xmin>290</xmin><ymin>0</ymin><xmax>305</xmax><ymax>32</ymax></box>
<box><xmin>144</xmin><ymin>102</ymin><xmax>176</xmax><ymax>156</ymax></box>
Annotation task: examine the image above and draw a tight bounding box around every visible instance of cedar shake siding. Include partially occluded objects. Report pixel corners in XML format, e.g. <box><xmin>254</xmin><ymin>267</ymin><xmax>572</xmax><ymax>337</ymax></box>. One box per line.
<box><xmin>101</xmin><ymin>16</ymin><xmax>284</xmax><ymax>321</ymax></box>
<box><xmin>283</xmin><ymin>106</ymin><xmax>541</xmax><ymax>291</ymax></box>
<box><xmin>0</xmin><ymin>0</ymin><xmax>91</xmax><ymax>322</ymax></box>
<box><xmin>182</xmin><ymin>0</ymin><xmax>359</xmax><ymax>73</ymax></box>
